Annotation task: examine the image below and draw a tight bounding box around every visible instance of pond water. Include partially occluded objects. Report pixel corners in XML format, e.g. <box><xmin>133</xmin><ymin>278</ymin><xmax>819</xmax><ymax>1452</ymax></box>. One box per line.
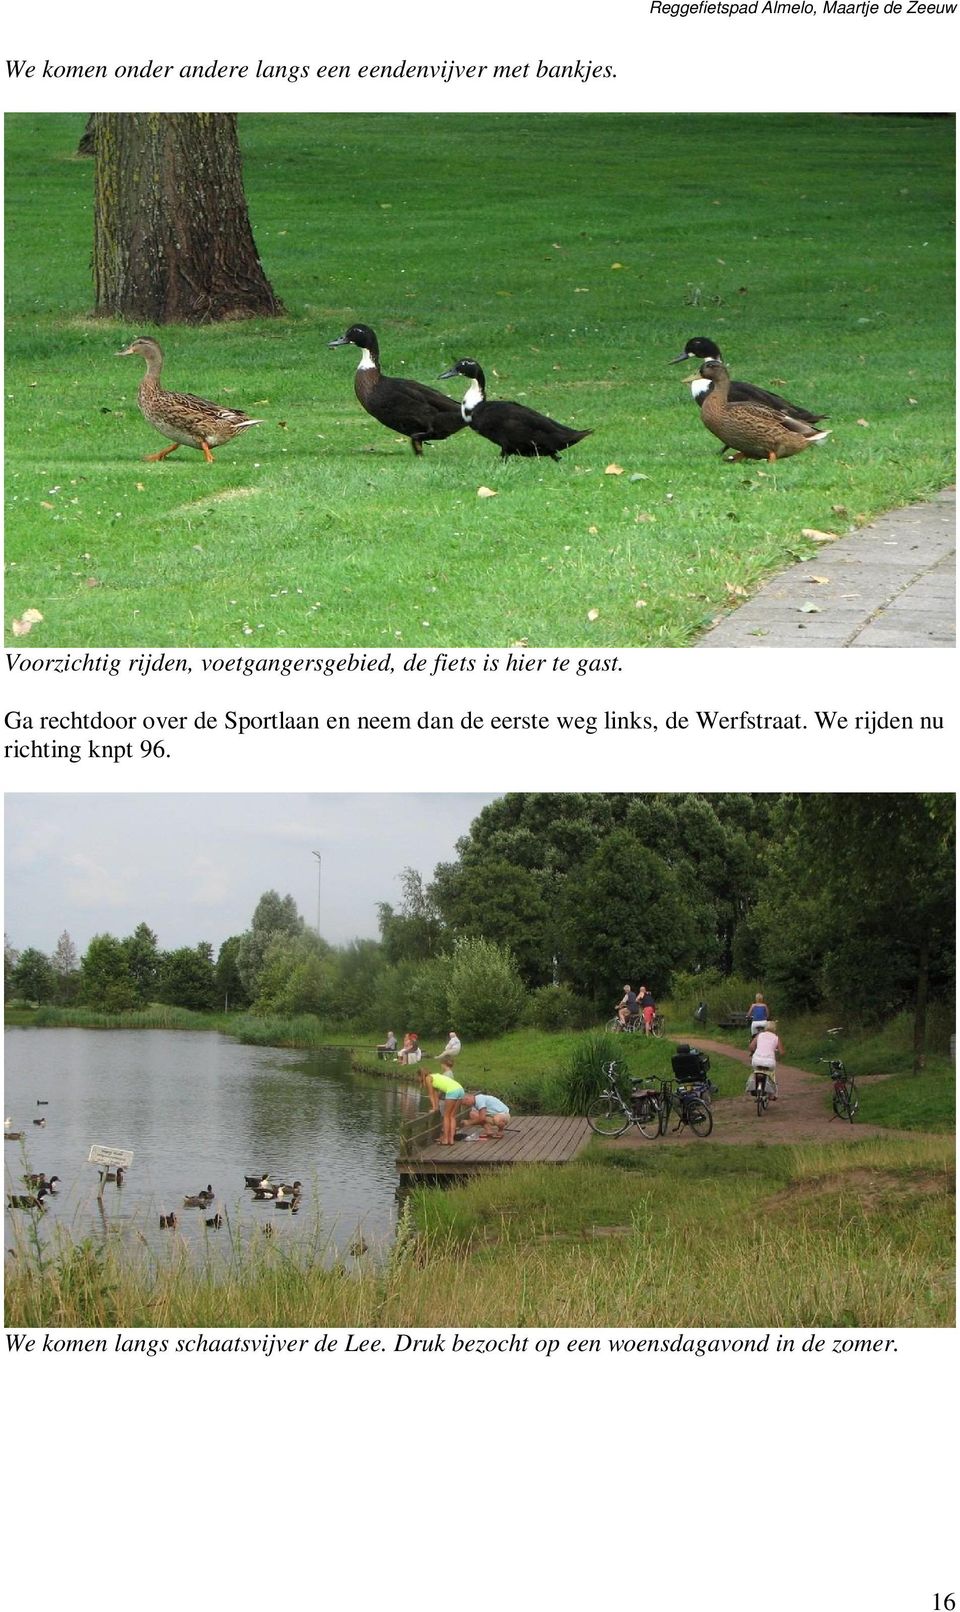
<box><xmin>3</xmin><ymin>1027</ymin><xmax>425</xmax><ymax>1265</ymax></box>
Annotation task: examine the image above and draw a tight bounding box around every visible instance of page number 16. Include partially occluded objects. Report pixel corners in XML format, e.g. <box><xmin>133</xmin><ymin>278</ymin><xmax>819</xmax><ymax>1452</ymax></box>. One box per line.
<box><xmin>933</xmin><ymin>1597</ymin><xmax>955</xmax><ymax>1609</ymax></box>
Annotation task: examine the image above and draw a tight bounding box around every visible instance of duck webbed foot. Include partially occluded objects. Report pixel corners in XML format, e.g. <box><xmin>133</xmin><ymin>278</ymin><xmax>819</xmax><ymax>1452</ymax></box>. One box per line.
<box><xmin>144</xmin><ymin>444</ymin><xmax>180</xmax><ymax>462</ymax></box>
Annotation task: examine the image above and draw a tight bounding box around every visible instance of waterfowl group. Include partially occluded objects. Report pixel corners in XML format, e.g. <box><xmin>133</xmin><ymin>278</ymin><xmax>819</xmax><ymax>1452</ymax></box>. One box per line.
<box><xmin>328</xmin><ymin>324</ymin><xmax>466</xmax><ymax>456</ymax></box>
<box><xmin>439</xmin><ymin>359</ymin><xmax>592</xmax><ymax>460</ymax></box>
<box><xmin>160</xmin><ymin>1211</ymin><xmax>178</xmax><ymax>1229</ymax></box>
<box><xmin>23</xmin><ymin>1173</ymin><xmax>59</xmax><ymax>1191</ymax></box>
<box><xmin>670</xmin><ymin>336</ymin><xmax>827</xmax><ymax>424</ymax></box>
<box><xmin>698</xmin><ymin>359</ymin><xmax>832</xmax><ymax>463</ymax></box>
<box><xmin>119</xmin><ymin>337</ymin><xmax>263</xmax><ymax>464</ymax></box>
<box><xmin>183</xmin><ymin>1185</ymin><xmax>215</xmax><ymax>1208</ymax></box>
<box><xmin>8</xmin><ymin>1189</ymin><xmax>50</xmax><ymax>1210</ymax></box>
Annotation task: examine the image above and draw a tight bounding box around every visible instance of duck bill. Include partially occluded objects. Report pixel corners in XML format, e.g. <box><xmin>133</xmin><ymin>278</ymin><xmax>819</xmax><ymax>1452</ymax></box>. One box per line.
<box><xmin>117</xmin><ymin>344</ymin><xmax>138</xmax><ymax>356</ymax></box>
<box><xmin>437</xmin><ymin>367</ymin><xmax>458</xmax><ymax>380</ymax></box>
<box><xmin>327</xmin><ymin>334</ymin><xmax>352</xmax><ymax>348</ymax></box>
<box><xmin>668</xmin><ymin>352</ymin><xmax>693</xmax><ymax>365</ymax></box>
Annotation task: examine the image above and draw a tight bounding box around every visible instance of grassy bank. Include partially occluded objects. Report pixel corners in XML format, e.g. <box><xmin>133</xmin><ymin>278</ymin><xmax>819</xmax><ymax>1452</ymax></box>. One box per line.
<box><xmin>5</xmin><ymin>113</ymin><xmax>954</xmax><ymax>648</ymax></box>
<box><xmin>7</xmin><ymin>1136</ymin><xmax>953</xmax><ymax>1327</ymax></box>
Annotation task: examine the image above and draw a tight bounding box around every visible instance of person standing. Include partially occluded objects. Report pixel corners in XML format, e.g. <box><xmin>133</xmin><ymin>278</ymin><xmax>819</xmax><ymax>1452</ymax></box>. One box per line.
<box><xmin>423</xmin><ymin>1058</ymin><xmax>466</xmax><ymax>1144</ymax></box>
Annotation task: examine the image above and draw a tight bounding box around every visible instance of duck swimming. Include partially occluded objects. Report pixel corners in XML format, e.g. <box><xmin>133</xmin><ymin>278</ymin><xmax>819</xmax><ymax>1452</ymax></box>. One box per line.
<box><xmin>698</xmin><ymin>359</ymin><xmax>832</xmax><ymax>463</ymax></box>
<box><xmin>183</xmin><ymin>1185</ymin><xmax>215</xmax><ymax>1208</ymax></box>
<box><xmin>438</xmin><ymin>359</ymin><xmax>591</xmax><ymax>460</ymax></box>
<box><xmin>328</xmin><ymin>324</ymin><xmax>465</xmax><ymax>456</ymax></box>
<box><xmin>244</xmin><ymin>1173</ymin><xmax>271</xmax><ymax>1191</ymax></box>
<box><xmin>119</xmin><ymin>337</ymin><xmax>264</xmax><ymax>464</ymax></box>
<box><xmin>23</xmin><ymin>1173</ymin><xmax>60</xmax><ymax>1191</ymax></box>
<box><xmin>670</xmin><ymin>336</ymin><xmax>826</xmax><ymax>425</ymax></box>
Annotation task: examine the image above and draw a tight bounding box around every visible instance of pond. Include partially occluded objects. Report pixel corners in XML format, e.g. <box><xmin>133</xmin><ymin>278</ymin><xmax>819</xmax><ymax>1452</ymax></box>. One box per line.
<box><xmin>3</xmin><ymin>1026</ymin><xmax>425</xmax><ymax>1265</ymax></box>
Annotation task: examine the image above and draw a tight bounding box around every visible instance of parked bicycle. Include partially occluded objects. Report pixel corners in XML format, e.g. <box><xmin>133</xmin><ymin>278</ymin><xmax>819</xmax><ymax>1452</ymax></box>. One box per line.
<box><xmin>820</xmin><ymin>1031</ymin><xmax>858</xmax><ymax>1122</ymax></box>
<box><xmin>586</xmin><ymin>1062</ymin><xmax>713</xmax><ymax>1139</ymax></box>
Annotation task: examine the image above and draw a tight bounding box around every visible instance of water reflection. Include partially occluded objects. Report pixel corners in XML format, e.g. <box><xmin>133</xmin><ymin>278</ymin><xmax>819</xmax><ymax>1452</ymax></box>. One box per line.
<box><xmin>4</xmin><ymin>1026</ymin><xmax>423</xmax><ymax>1264</ymax></box>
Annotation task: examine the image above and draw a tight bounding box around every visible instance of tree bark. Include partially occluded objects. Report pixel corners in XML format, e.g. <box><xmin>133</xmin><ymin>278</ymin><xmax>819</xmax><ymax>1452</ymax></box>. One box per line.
<box><xmin>913</xmin><ymin>934</ymin><xmax>929</xmax><ymax>1074</ymax></box>
<box><xmin>92</xmin><ymin>113</ymin><xmax>284</xmax><ymax>324</ymax></box>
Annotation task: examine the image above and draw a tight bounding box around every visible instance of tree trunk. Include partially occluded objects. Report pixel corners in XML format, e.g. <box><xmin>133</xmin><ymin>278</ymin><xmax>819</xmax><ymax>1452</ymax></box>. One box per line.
<box><xmin>77</xmin><ymin>116</ymin><xmax>96</xmax><ymax>157</ymax></box>
<box><xmin>913</xmin><ymin>934</ymin><xmax>930</xmax><ymax>1074</ymax></box>
<box><xmin>92</xmin><ymin>113</ymin><xmax>284</xmax><ymax>324</ymax></box>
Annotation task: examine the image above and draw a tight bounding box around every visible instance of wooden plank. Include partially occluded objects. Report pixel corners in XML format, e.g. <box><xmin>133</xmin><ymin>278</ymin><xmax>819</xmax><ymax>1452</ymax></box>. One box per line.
<box><xmin>397</xmin><ymin>1114</ymin><xmax>591</xmax><ymax>1176</ymax></box>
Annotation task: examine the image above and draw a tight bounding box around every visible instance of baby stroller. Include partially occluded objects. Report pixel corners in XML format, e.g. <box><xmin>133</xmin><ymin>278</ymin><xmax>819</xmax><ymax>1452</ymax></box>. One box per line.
<box><xmin>671</xmin><ymin>1044</ymin><xmax>716</xmax><ymax>1104</ymax></box>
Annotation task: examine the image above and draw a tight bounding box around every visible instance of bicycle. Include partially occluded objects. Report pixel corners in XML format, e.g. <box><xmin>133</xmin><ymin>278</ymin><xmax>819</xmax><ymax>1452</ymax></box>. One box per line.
<box><xmin>753</xmin><ymin>1067</ymin><xmax>771</xmax><ymax>1117</ymax></box>
<box><xmin>606</xmin><ymin>1013</ymin><xmax>642</xmax><ymax>1035</ymax></box>
<box><xmin>586</xmin><ymin>1062</ymin><xmax>713</xmax><ymax>1140</ymax></box>
<box><xmin>821</xmin><ymin>1054</ymin><xmax>858</xmax><ymax>1122</ymax></box>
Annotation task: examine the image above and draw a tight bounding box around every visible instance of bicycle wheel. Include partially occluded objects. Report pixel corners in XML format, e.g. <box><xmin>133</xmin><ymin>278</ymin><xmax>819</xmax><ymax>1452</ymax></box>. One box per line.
<box><xmin>686</xmin><ymin>1100</ymin><xmax>714</xmax><ymax>1137</ymax></box>
<box><xmin>832</xmin><ymin>1090</ymin><xmax>851</xmax><ymax>1119</ymax></box>
<box><xmin>651</xmin><ymin>1014</ymin><xmax>664</xmax><ymax>1039</ymax></box>
<box><xmin>587</xmin><ymin>1096</ymin><xmax>631</xmax><ymax>1137</ymax></box>
<box><xmin>634</xmin><ymin>1096</ymin><xmax>662</xmax><ymax>1140</ymax></box>
<box><xmin>605</xmin><ymin>1017</ymin><xmax>624</xmax><ymax>1035</ymax></box>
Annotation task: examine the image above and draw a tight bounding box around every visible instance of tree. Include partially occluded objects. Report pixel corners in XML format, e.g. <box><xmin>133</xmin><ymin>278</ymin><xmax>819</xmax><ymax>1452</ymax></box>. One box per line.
<box><xmin>80</xmin><ymin>934</ymin><xmax>138</xmax><ymax>1012</ymax></box>
<box><xmin>52</xmin><ymin>930</ymin><xmax>78</xmax><ymax>977</ymax></box>
<box><xmin>215</xmin><ymin>935</ymin><xmax>251</xmax><ymax>1012</ymax></box>
<box><xmin>377</xmin><ymin>869</ymin><xmax>445</xmax><ymax>963</ymax></box>
<box><xmin>92</xmin><ymin>114</ymin><xmax>284</xmax><ymax>323</ymax></box>
<box><xmin>158</xmin><ymin>945</ymin><xmax>218</xmax><ymax>1012</ymax></box>
<box><xmin>447</xmin><ymin>939</ymin><xmax>526</xmax><ymax>1039</ymax></box>
<box><xmin>236</xmin><ymin>891</ymin><xmax>305</xmax><ymax>1000</ymax></box>
<box><xmin>11</xmin><ymin>947</ymin><xmax>56</xmax><ymax>1004</ymax></box>
<box><xmin>4</xmin><ymin>934</ymin><xmax>20</xmax><ymax>1001</ymax></box>
<box><xmin>122</xmin><ymin>922</ymin><xmax>160</xmax><ymax>1004</ymax></box>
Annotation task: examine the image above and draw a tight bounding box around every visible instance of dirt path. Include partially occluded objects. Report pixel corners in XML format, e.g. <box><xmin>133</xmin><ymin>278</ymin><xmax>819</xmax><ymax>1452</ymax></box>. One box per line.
<box><xmin>607</xmin><ymin>1035</ymin><xmax>920</xmax><ymax>1148</ymax></box>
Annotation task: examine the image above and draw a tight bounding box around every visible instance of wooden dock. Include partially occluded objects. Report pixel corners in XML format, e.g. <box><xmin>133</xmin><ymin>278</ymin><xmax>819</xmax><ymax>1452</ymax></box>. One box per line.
<box><xmin>397</xmin><ymin>1112</ymin><xmax>592</xmax><ymax>1178</ymax></box>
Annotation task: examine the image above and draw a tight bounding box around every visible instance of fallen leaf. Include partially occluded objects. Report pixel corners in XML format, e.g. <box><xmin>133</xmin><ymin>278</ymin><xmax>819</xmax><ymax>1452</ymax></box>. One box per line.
<box><xmin>635</xmin><ymin>599</ymin><xmax>648</xmax><ymax>608</ymax></box>
<box><xmin>587</xmin><ymin>608</ymin><xmax>600</xmax><ymax>622</ymax></box>
<box><xmin>831</xmin><ymin>504</ymin><xmax>848</xmax><ymax>517</ymax></box>
<box><xmin>135</xmin><ymin>482</ymin><xmax>145</xmax><ymax>492</ymax></box>
<box><xmin>588</xmin><ymin>525</ymin><xmax>599</xmax><ymax>535</ymax></box>
<box><xmin>725</xmin><ymin>582</ymin><xmax>748</xmax><ymax>597</ymax></box>
<box><xmin>40</xmin><ymin>500</ymin><xmax>54</xmax><ymax>510</ymax></box>
<box><xmin>11</xmin><ymin>608</ymin><xmax>44</xmax><ymax>637</ymax></box>
<box><xmin>804</xmin><ymin>575</ymin><xmax>830</xmax><ymax>585</ymax></box>
<box><xmin>510</xmin><ymin>639</ymin><xmax>529</xmax><ymax>648</ymax></box>
<box><xmin>610</xmin><ymin>262</ymin><xmax>624</xmax><ymax>270</ymax></box>
<box><xmin>856</xmin><ymin>417</ymin><xmax>870</xmax><ymax>427</ymax></box>
<box><xmin>635</xmin><ymin>512</ymin><xmax>656</xmax><ymax>523</ymax></box>
<box><xmin>907</xmin><ymin>397</ymin><xmax>918</xmax><ymax>406</ymax></box>
<box><xmin>85</xmin><ymin>577</ymin><xmax>101</xmax><ymax>588</ymax></box>
<box><xmin>477</xmin><ymin>486</ymin><xmax>498</xmax><ymax>499</ymax></box>
<box><xmin>798</xmin><ymin>603</ymin><xmax>821</xmax><ymax>613</ymax></box>
<box><xmin>605</xmin><ymin>463</ymin><xmax>624</xmax><ymax>476</ymax></box>
<box><xmin>802</xmin><ymin>527</ymin><xmax>840</xmax><ymax>542</ymax></box>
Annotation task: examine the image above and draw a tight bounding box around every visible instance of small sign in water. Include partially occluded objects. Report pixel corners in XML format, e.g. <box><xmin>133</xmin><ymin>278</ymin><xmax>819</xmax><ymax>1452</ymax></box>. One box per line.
<box><xmin>87</xmin><ymin>1145</ymin><xmax>134</xmax><ymax>1168</ymax></box>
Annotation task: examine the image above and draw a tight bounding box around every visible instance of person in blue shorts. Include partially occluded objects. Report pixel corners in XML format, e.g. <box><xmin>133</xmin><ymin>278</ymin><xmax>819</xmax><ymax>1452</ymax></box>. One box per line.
<box><xmin>423</xmin><ymin>1057</ymin><xmax>466</xmax><ymax>1144</ymax></box>
<box><xmin>462</xmin><ymin>1091</ymin><xmax>511</xmax><ymax>1139</ymax></box>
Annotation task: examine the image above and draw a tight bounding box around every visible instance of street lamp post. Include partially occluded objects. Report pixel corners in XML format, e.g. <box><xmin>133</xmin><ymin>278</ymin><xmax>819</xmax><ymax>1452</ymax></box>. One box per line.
<box><xmin>312</xmin><ymin>851</ymin><xmax>322</xmax><ymax>935</ymax></box>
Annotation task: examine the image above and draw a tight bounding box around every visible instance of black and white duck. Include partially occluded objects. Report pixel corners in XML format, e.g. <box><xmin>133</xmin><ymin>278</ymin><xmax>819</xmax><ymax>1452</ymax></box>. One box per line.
<box><xmin>8</xmin><ymin>1188</ymin><xmax>50</xmax><ymax>1210</ymax></box>
<box><xmin>33</xmin><ymin>1117</ymin><xmax>46</xmax><ymax>1127</ymax></box>
<box><xmin>204</xmin><ymin>1211</ymin><xmax>224</xmax><ymax>1229</ymax></box>
<box><xmin>274</xmin><ymin>1182</ymin><xmax>303</xmax><ymax>1209</ymax></box>
<box><xmin>670</xmin><ymin>337</ymin><xmax>826</xmax><ymax>425</ymax></box>
<box><xmin>438</xmin><ymin>360</ymin><xmax>591</xmax><ymax>460</ymax></box>
<box><xmin>23</xmin><ymin>1173</ymin><xmax>60</xmax><ymax>1191</ymax></box>
<box><xmin>244</xmin><ymin>1173</ymin><xmax>271</xmax><ymax>1191</ymax></box>
<box><xmin>328</xmin><ymin>324</ymin><xmax>466</xmax><ymax>456</ymax></box>
<box><xmin>698</xmin><ymin>359</ymin><xmax>832</xmax><ymax>463</ymax></box>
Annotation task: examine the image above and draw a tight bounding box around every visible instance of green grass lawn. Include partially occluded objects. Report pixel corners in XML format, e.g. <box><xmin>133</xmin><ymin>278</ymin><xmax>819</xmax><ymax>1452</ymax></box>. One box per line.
<box><xmin>5</xmin><ymin>113</ymin><xmax>955</xmax><ymax>647</ymax></box>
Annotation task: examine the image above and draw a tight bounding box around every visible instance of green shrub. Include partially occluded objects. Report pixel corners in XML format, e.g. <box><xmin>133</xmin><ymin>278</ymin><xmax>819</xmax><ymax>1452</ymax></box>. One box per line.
<box><xmin>523</xmin><ymin>984</ymin><xmax>593</xmax><ymax>1031</ymax></box>
<box><xmin>556</xmin><ymin>1031</ymin><xmax>623</xmax><ymax>1114</ymax></box>
<box><xmin>447</xmin><ymin>939</ymin><xmax>526</xmax><ymax>1039</ymax></box>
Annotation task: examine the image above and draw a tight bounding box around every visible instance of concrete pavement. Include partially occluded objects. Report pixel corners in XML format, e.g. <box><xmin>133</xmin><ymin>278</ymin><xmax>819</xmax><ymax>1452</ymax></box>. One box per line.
<box><xmin>697</xmin><ymin>487</ymin><xmax>955</xmax><ymax>648</ymax></box>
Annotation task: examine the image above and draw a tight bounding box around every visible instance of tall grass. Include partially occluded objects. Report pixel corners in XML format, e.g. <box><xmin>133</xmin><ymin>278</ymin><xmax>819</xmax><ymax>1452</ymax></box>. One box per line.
<box><xmin>7</xmin><ymin>1138</ymin><xmax>952</xmax><ymax>1328</ymax></box>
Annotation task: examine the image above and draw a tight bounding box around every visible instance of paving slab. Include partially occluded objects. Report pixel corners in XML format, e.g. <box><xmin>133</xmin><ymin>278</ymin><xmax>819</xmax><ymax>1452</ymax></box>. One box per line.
<box><xmin>697</xmin><ymin>488</ymin><xmax>955</xmax><ymax>648</ymax></box>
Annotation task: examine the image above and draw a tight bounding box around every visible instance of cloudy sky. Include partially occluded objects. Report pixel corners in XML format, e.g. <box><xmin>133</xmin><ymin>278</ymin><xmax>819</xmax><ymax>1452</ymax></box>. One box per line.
<box><xmin>4</xmin><ymin>794</ymin><xmax>500</xmax><ymax>957</ymax></box>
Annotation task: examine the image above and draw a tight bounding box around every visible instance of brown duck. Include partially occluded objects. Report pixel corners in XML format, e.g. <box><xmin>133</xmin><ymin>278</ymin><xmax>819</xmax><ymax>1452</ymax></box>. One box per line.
<box><xmin>119</xmin><ymin>337</ymin><xmax>263</xmax><ymax>463</ymax></box>
<box><xmin>699</xmin><ymin>358</ymin><xmax>831</xmax><ymax>463</ymax></box>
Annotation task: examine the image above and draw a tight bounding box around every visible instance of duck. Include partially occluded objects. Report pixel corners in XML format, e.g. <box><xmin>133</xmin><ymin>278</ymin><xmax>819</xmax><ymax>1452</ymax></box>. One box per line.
<box><xmin>670</xmin><ymin>336</ymin><xmax>827</xmax><ymax>425</ymax></box>
<box><xmin>105</xmin><ymin>1167</ymin><xmax>125</xmax><ymax>1186</ymax></box>
<box><xmin>8</xmin><ymin>1189</ymin><xmax>50</xmax><ymax>1210</ymax></box>
<box><xmin>33</xmin><ymin>1117</ymin><xmax>46</xmax><ymax>1128</ymax></box>
<box><xmin>253</xmin><ymin>1185</ymin><xmax>280</xmax><ymax>1200</ymax></box>
<box><xmin>204</xmin><ymin>1211</ymin><xmax>224</xmax><ymax>1229</ymax></box>
<box><xmin>698</xmin><ymin>359</ymin><xmax>832</xmax><ymax>463</ymax></box>
<box><xmin>328</xmin><ymin>324</ymin><xmax>465</xmax><ymax>456</ymax></box>
<box><xmin>244</xmin><ymin>1173</ymin><xmax>271</xmax><ymax>1191</ymax></box>
<box><xmin>183</xmin><ymin>1185</ymin><xmax>215</xmax><ymax>1208</ymax></box>
<box><xmin>159</xmin><ymin>1211</ymin><xmax>178</xmax><ymax>1229</ymax></box>
<box><xmin>438</xmin><ymin>359</ymin><xmax>591</xmax><ymax>460</ymax></box>
<box><xmin>118</xmin><ymin>337</ymin><xmax>264</xmax><ymax>464</ymax></box>
<box><xmin>4</xmin><ymin>1129</ymin><xmax>24</xmax><ymax>1142</ymax></box>
<box><xmin>349</xmin><ymin>1233</ymin><xmax>369</xmax><ymax>1257</ymax></box>
<box><xmin>23</xmin><ymin>1173</ymin><xmax>59</xmax><ymax>1191</ymax></box>
<box><xmin>274</xmin><ymin>1183</ymin><xmax>303</xmax><ymax>1209</ymax></box>
<box><xmin>36</xmin><ymin>1099</ymin><xmax>49</xmax><ymax>1106</ymax></box>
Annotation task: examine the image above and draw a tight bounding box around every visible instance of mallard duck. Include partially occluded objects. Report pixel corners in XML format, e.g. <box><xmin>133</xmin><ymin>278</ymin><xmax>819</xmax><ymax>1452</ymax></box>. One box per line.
<box><xmin>670</xmin><ymin>336</ymin><xmax>827</xmax><ymax>425</ymax></box>
<box><xmin>438</xmin><ymin>360</ymin><xmax>591</xmax><ymax>460</ymax></box>
<box><xmin>349</xmin><ymin>1233</ymin><xmax>369</xmax><ymax>1257</ymax></box>
<box><xmin>274</xmin><ymin>1183</ymin><xmax>303</xmax><ymax>1209</ymax></box>
<box><xmin>698</xmin><ymin>360</ymin><xmax>832</xmax><ymax>463</ymax></box>
<box><xmin>118</xmin><ymin>337</ymin><xmax>264</xmax><ymax>464</ymax></box>
<box><xmin>183</xmin><ymin>1185</ymin><xmax>214</xmax><ymax>1208</ymax></box>
<box><xmin>105</xmin><ymin>1166</ymin><xmax>125</xmax><ymax>1185</ymax></box>
<box><xmin>328</xmin><ymin>324</ymin><xmax>465</xmax><ymax>456</ymax></box>
<box><xmin>253</xmin><ymin>1185</ymin><xmax>279</xmax><ymax>1200</ymax></box>
<box><xmin>159</xmin><ymin>1211</ymin><xmax>177</xmax><ymax>1229</ymax></box>
<box><xmin>4</xmin><ymin>1130</ymin><xmax>24</xmax><ymax>1141</ymax></box>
